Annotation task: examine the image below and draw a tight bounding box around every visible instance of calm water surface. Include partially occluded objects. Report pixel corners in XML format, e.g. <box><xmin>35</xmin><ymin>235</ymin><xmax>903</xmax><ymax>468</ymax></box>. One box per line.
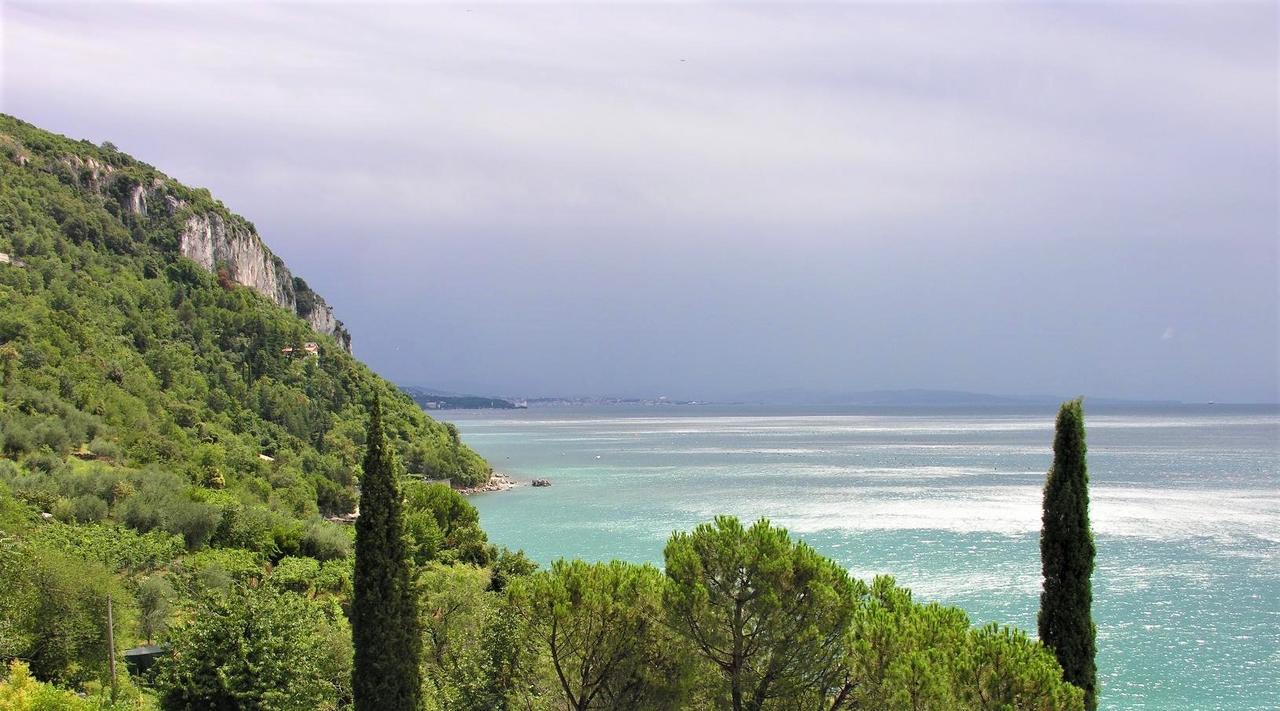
<box><xmin>448</xmin><ymin>404</ymin><xmax>1279</xmax><ymax>710</ymax></box>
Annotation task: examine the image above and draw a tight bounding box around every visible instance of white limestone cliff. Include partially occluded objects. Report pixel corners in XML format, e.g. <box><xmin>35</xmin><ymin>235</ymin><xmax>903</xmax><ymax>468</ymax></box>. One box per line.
<box><xmin>173</xmin><ymin>209</ymin><xmax>352</xmax><ymax>352</ymax></box>
<box><xmin>24</xmin><ymin>144</ymin><xmax>353</xmax><ymax>352</ymax></box>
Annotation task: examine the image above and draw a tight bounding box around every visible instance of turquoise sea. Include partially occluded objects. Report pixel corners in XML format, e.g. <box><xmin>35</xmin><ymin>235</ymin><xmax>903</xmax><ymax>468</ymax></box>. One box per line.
<box><xmin>448</xmin><ymin>405</ymin><xmax>1279</xmax><ymax>710</ymax></box>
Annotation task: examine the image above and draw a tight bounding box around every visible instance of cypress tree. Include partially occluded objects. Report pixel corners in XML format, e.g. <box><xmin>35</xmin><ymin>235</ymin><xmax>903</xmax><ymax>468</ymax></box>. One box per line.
<box><xmin>352</xmin><ymin>396</ymin><xmax>422</xmax><ymax>710</ymax></box>
<box><xmin>1038</xmin><ymin>398</ymin><xmax>1097</xmax><ymax>710</ymax></box>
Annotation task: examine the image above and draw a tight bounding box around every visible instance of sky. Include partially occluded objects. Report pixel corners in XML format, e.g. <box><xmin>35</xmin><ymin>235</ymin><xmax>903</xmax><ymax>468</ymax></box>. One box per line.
<box><xmin>3</xmin><ymin>1</ymin><xmax>1277</xmax><ymax>402</ymax></box>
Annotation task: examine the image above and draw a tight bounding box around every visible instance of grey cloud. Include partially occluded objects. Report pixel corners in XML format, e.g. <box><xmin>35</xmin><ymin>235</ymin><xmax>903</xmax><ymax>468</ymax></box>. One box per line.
<box><xmin>3</xmin><ymin>1</ymin><xmax>1275</xmax><ymax>402</ymax></box>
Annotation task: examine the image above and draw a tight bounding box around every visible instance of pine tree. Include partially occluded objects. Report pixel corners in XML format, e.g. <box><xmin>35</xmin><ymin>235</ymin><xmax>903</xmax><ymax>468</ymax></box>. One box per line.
<box><xmin>1038</xmin><ymin>398</ymin><xmax>1098</xmax><ymax>710</ymax></box>
<box><xmin>664</xmin><ymin>516</ymin><xmax>857</xmax><ymax>711</ymax></box>
<box><xmin>353</xmin><ymin>396</ymin><xmax>422</xmax><ymax>710</ymax></box>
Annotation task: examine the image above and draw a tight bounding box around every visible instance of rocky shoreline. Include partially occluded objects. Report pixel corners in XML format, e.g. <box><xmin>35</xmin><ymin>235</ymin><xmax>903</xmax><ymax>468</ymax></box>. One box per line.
<box><xmin>455</xmin><ymin>471</ymin><xmax>517</xmax><ymax>495</ymax></box>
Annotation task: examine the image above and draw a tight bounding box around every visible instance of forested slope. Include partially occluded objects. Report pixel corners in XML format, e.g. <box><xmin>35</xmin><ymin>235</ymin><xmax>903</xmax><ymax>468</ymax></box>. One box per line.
<box><xmin>0</xmin><ymin>114</ymin><xmax>503</xmax><ymax>706</ymax></box>
<box><xmin>0</xmin><ymin>115</ymin><xmax>486</xmax><ymax>494</ymax></box>
<box><xmin>0</xmin><ymin>113</ymin><xmax>489</xmax><ymax>523</ymax></box>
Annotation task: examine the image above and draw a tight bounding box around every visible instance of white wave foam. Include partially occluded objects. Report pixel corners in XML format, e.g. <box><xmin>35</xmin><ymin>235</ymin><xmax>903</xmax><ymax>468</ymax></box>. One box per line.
<box><xmin>674</xmin><ymin>484</ymin><xmax>1280</xmax><ymax>545</ymax></box>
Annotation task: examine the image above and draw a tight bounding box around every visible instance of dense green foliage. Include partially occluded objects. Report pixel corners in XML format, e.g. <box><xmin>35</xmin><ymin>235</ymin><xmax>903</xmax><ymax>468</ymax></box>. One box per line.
<box><xmin>0</xmin><ymin>469</ymin><xmax>490</xmax><ymax>709</ymax></box>
<box><xmin>2</xmin><ymin>470</ymin><xmax>1085</xmax><ymax>711</ymax></box>
<box><xmin>0</xmin><ymin>660</ymin><xmax>140</xmax><ymax>711</ymax></box>
<box><xmin>135</xmin><ymin>576</ymin><xmax>174</xmax><ymax>646</ymax></box>
<box><xmin>0</xmin><ymin>535</ymin><xmax>127</xmax><ymax>688</ymax></box>
<box><xmin>403</xmin><ymin>480</ymin><xmax>490</xmax><ymax>566</ymax></box>
<box><xmin>153</xmin><ymin>587</ymin><xmax>350</xmax><ymax>710</ymax></box>
<box><xmin>1039</xmin><ymin>399</ymin><xmax>1098</xmax><ymax>710</ymax></box>
<box><xmin>456</xmin><ymin>517</ymin><xmax>1083</xmax><ymax>711</ymax></box>
<box><xmin>831</xmin><ymin>577</ymin><xmax>1083</xmax><ymax>710</ymax></box>
<box><xmin>0</xmin><ymin>114</ymin><xmax>490</xmax><ymax>517</ymax></box>
<box><xmin>511</xmin><ymin>560</ymin><xmax>690</xmax><ymax>710</ymax></box>
<box><xmin>665</xmin><ymin>517</ymin><xmax>857</xmax><ymax>710</ymax></box>
<box><xmin>352</xmin><ymin>399</ymin><xmax>421</xmax><ymax>710</ymax></box>
<box><xmin>0</xmin><ymin>113</ymin><xmax>488</xmax><ymax>704</ymax></box>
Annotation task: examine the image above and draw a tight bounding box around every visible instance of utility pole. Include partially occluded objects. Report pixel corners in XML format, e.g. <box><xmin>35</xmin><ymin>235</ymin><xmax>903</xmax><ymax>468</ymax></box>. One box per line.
<box><xmin>106</xmin><ymin>593</ymin><xmax>118</xmax><ymax>701</ymax></box>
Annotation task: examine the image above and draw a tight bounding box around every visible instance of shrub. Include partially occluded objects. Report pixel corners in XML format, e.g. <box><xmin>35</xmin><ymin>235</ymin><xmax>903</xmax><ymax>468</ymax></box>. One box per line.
<box><xmin>300</xmin><ymin>519</ymin><xmax>351</xmax><ymax>561</ymax></box>
<box><xmin>271</xmin><ymin>518</ymin><xmax>305</xmax><ymax>558</ymax></box>
<box><xmin>86</xmin><ymin>437</ymin><xmax>121</xmax><ymax>461</ymax></box>
<box><xmin>117</xmin><ymin>483</ymin><xmax>221</xmax><ymax>549</ymax></box>
<box><xmin>315</xmin><ymin>475</ymin><xmax>356</xmax><ymax>516</ymax></box>
<box><xmin>176</xmin><ymin>548</ymin><xmax>265</xmax><ymax>593</ymax></box>
<box><xmin>136</xmin><ymin>575</ymin><xmax>174</xmax><ymax>645</ymax></box>
<box><xmin>22</xmin><ymin>450</ymin><xmax>62</xmax><ymax>475</ymax></box>
<box><xmin>26</xmin><ymin>523</ymin><xmax>182</xmax><ymax>574</ymax></box>
<box><xmin>0</xmin><ymin>660</ymin><xmax>91</xmax><ymax>710</ymax></box>
<box><xmin>154</xmin><ymin>587</ymin><xmax>343</xmax><ymax>710</ymax></box>
<box><xmin>0</xmin><ymin>540</ymin><xmax>129</xmax><ymax>688</ymax></box>
<box><xmin>49</xmin><ymin>497</ymin><xmax>75</xmax><ymax>523</ymax></box>
<box><xmin>0</xmin><ymin>483</ymin><xmax>34</xmax><ymax>534</ymax></box>
<box><xmin>315</xmin><ymin>558</ymin><xmax>353</xmax><ymax>598</ymax></box>
<box><xmin>69</xmin><ymin>494</ymin><xmax>106</xmax><ymax>523</ymax></box>
<box><xmin>2</xmin><ymin>423</ymin><xmax>35</xmax><ymax>457</ymax></box>
<box><xmin>242</xmin><ymin>476</ymin><xmax>271</xmax><ymax>503</ymax></box>
<box><xmin>268</xmin><ymin>556</ymin><xmax>321</xmax><ymax>595</ymax></box>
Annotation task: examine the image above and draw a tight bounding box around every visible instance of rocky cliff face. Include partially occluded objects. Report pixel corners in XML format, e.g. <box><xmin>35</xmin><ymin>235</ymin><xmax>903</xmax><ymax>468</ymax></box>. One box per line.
<box><xmin>177</xmin><ymin>212</ymin><xmax>295</xmax><ymax>310</ymax></box>
<box><xmin>173</xmin><ymin>210</ymin><xmax>352</xmax><ymax>352</ymax></box>
<box><xmin>294</xmin><ymin>284</ymin><xmax>347</xmax><ymax>345</ymax></box>
<box><xmin>48</xmin><ymin>153</ymin><xmax>352</xmax><ymax>352</ymax></box>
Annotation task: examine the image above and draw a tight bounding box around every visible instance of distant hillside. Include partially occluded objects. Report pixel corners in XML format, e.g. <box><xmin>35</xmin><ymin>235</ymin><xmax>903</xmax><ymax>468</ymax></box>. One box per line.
<box><xmin>0</xmin><ymin>113</ymin><xmax>491</xmax><ymax>509</ymax></box>
<box><xmin>738</xmin><ymin>388</ymin><xmax>1182</xmax><ymax>407</ymax></box>
<box><xmin>402</xmin><ymin>386</ymin><xmax>520</xmax><ymax>410</ymax></box>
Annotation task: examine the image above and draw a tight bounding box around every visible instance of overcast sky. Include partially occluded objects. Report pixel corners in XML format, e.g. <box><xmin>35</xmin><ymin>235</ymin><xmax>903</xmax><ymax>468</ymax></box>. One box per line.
<box><xmin>3</xmin><ymin>1</ymin><xmax>1276</xmax><ymax>402</ymax></box>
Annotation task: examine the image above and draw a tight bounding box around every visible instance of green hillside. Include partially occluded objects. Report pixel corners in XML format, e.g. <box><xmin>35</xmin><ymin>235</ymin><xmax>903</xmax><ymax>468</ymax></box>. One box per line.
<box><xmin>0</xmin><ymin>113</ymin><xmax>490</xmax><ymax>520</ymax></box>
<box><xmin>0</xmin><ymin>114</ymin><xmax>504</xmax><ymax>705</ymax></box>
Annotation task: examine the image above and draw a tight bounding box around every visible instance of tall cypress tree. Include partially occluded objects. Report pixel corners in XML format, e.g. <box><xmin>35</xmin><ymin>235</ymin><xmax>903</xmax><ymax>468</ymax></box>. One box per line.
<box><xmin>1038</xmin><ymin>398</ymin><xmax>1097</xmax><ymax>710</ymax></box>
<box><xmin>352</xmin><ymin>396</ymin><xmax>422</xmax><ymax>710</ymax></box>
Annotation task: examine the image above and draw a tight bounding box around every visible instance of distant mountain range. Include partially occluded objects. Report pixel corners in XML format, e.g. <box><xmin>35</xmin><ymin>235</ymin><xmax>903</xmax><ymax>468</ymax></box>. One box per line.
<box><xmin>401</xmin><ymin>385</ymin><xmax>1189</xmax><ymax>409</ymax></box>
<box><xmin>732</xmin><ymin>388</ymin><xmax>1184</xmax><ymax>407</ymax></box>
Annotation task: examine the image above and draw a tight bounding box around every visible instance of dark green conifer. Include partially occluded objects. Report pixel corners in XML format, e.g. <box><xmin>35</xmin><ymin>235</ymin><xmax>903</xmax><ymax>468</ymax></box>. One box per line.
<box><xmin>352</xmin><ymin>396</ymin><xmax>422</xmax><ymax>710</ymax></box>
<box><xmin>1038</xmin><ymin>398</ymin><xmax>1098</xmax><ymax>710</ymax></box>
